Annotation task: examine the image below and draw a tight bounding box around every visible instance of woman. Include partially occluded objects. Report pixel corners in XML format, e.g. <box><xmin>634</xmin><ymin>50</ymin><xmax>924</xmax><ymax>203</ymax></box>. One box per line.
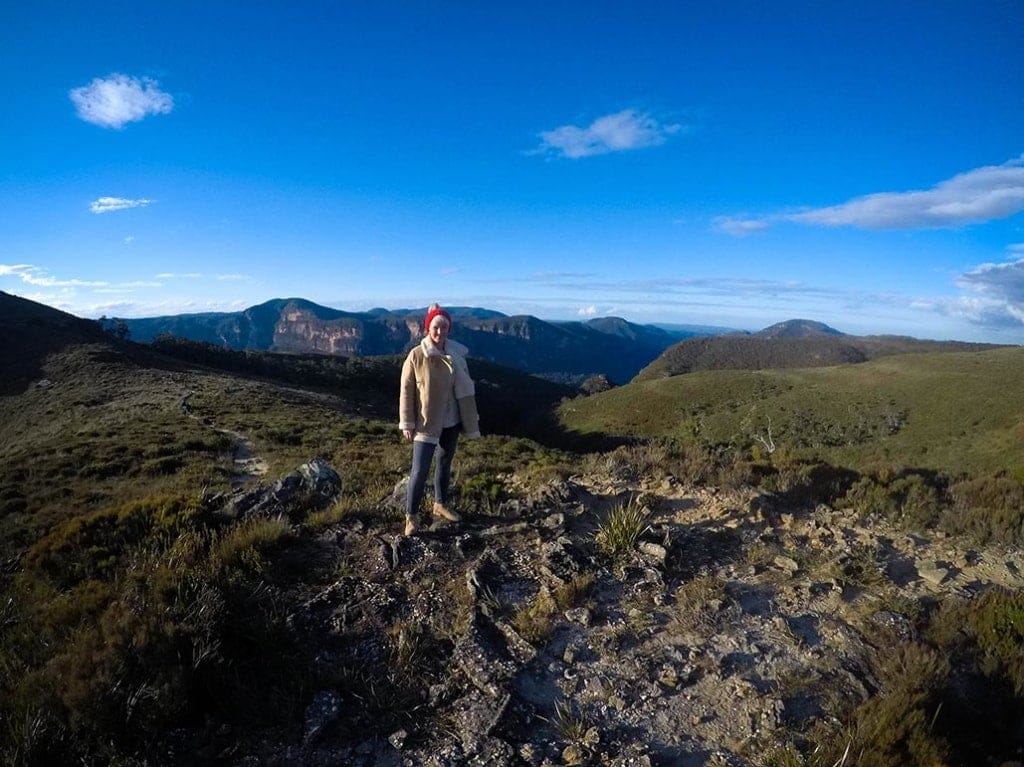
<box><xmin>398</xmin><ymin>303</ymin><xmax>481</xmax><ymax>535</ymax></box>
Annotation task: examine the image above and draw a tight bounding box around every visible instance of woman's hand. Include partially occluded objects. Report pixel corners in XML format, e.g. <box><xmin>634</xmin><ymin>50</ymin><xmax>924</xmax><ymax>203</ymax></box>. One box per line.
<box><xmin>402</xmin><ymin>429</ymin><xmax>415</xmax><ymax>441</ymax></box>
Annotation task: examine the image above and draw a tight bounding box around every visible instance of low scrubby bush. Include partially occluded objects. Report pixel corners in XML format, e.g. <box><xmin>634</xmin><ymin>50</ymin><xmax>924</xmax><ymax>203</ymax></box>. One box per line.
<box><xmin>2</xmin><ymin>506</ymin><xmax>309</xmax><ymax>765</ymax></box>
<box><xmin>946</xmin><ymin>472</ymin><xmax>1024</xmax><ymax>545</ymax></box>
<box><xmin>24</xmin><ymin>495</ymin><xmax>199</xmax><ymax>588</ymax></box>
<box><xmin>840</xmin><ymin>470</ymin><xmax>945</xmax><ymax>530</ymax></box>
<box><xmin>807</xmin><ymin>588</ymin><xmax>1024</xmax><ymax>766</ymax></box>
<box><xmin>459</xmin><ymin>471</ymin><xmax>506</xmax><ymax>514</ymax></box>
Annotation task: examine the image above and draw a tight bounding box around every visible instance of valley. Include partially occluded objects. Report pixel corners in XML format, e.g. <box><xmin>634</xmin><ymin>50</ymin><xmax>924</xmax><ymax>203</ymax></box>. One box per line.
<box><xmin>1</xmin><ymin>293</ymin><xmax>1023</xmax><ymax>766</ymax></box>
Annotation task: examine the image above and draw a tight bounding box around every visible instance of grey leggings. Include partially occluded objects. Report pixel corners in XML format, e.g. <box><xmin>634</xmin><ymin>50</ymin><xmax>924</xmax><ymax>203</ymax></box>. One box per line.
<box><xmin>406</xmin><ymin>425</ymin><xmax>460</xmax><ymax>518</ymax></box>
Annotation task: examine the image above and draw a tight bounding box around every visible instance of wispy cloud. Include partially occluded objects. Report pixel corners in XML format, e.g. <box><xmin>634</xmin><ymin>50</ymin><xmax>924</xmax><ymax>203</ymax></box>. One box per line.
<box><xmin>529</xmin><ymin>271</ymin><xmax>595</xmax><ymax>281</ymax></box>
<box><xmin>70</xmin><ymin>73</ymin><xmax>174</xmax><ymax>129</ymax></box>
<box><xmin>535</xmin><ymin>109</ymin><xmax>683</xmax><ymax>159</ymax></box>
<box><xmin>0</xmin><ymin>263</ymin><xmax>109</xmax><ymax>288</ymax></box>
<box><xmin>0</xmin><ymin>264</ymin><xmax>35</xmax><ymax>277</ymax></box>
<box><xmin>90</xmin><ymin>197</ymin><xmax>155</xmax><ymax>214</ymax></box>
<box><xmin>717</xmin><ymin>155</ymin><xmax>1024</xmax><ymax>234</ymax></box>
<box><xmin>0</xmin><ymin>264</ymin><xmax>160</xmax><ymax>290</ymax></box>
<box><xmin>712</xmin><ymin>217</ymin><xmax>772</xmax><ymax>237</ymax></box>
<box><xmin>18</xmin><ymin>295</ymin><xmax>250</xmax><ymax>319</ymax></box>
<box><xmin>577</xmin><ymin>305</ymin><xmax>598</xmax><ymax>317</ymax></box>
<box><xmin>153</xmin><ymin>271</ymin><xmax>251</xmax><ymax>282</ymax></box>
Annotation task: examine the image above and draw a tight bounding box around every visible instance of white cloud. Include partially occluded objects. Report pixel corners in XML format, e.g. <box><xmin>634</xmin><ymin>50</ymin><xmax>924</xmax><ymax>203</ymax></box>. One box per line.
<box><xmin>908</xmin><ymin>256</ymin><xmax>1024</xmax><ymax>331</ymax></box>
<box><xmin>70</xmin><ymin>73</ymin><xmax>174</xmax><ymax>129</ymax></box>
<box><xmin>718</xmin><ymin>155</ymin><xmax>1024</xmax><ymax>234</ymax></box>
<box><xmin>156</xmin><ymin>272</ymin><xmax>203</xmax><ymax>279</ymax></box>
<box><xmin>957</xmin><ymin>257</ymin><xmax>1024</xmax><ymax>301</ymax></box>
<box><xmin>90</xmin><ymin>196</ymin><xmax>155</xmax><ymax>214</ymax></box>
<box><xmin>536</xmin><ymin>109</ymin><xmax>682</xmax><ymax>159</ymax></box>
<box><xmin>712</xmin><ymin>216</ymin><xmax>772</xmax><ymax>236</ymax></box>
<box><xmin>578</xmin><ymin>305</ymin><xmax>598</xmax><ymax>316</ymax></box>
<box><xmin>216</xmin><ymin>273</ymin><xmax>251</xmax><ymax>281</ymax></box>
<box><xmin>0</xmin><ymin>263</ymin><xmax>108</xmax><ymax>287</ymax></box>
<box><xmin>93</xmin><ymin>281</ymin><xmax>163</xmax><ymax>292</ymax></box>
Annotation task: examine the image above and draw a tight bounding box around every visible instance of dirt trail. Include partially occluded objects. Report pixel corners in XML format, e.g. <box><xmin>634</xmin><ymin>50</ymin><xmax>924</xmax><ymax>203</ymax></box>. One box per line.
<box><xmin>179</xmin><ymin>391</ymin><xmax>268</xmax><ymax>484</ymax></box>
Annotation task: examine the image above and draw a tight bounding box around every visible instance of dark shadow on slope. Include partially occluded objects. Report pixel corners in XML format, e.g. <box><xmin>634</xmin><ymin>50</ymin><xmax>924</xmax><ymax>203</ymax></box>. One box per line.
<box><xmin>0</xmin><ymin>291</ymin><xmax>112</xmax><ymax>395</ymax></box>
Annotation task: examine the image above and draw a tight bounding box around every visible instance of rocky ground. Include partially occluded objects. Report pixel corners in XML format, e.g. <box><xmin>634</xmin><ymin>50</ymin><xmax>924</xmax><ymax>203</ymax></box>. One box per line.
<box><xmin>204</xmin><ymin>459</ymin><xmax>1024</xmax><ymax>767</ymax></box>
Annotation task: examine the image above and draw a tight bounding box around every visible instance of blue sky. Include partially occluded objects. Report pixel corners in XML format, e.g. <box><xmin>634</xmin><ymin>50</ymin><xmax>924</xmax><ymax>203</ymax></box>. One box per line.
<box><xmin>2</xmin><ymin>1</ymin><xmax>1023</xmax><ymax>342</ymax></box>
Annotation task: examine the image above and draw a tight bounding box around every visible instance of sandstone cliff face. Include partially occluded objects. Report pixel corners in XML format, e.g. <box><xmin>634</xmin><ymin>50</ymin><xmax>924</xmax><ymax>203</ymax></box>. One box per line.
<box><xmin>271</xmin><ymin>306</ymin><xmax>419</xmax><ymax>356</ymax></box>
<box><xmin>123</xmin><ymin>298</ymin><xmax>687</xmax><ymax>384</ymax></box>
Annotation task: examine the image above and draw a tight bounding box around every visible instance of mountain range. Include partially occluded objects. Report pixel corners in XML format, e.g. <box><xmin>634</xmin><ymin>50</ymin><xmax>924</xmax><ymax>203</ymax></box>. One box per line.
<box><xmin>120</xmin><ymin>298</ymin><xmax>710</xmax><ymax>384</ymax></box>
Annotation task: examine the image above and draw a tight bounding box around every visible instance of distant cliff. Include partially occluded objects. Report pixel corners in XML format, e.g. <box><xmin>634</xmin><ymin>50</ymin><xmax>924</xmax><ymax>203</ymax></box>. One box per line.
<box><xmin>123</xmin><ymin>298</ymin><xmax>695</xmax><ymax>384</ymax></box>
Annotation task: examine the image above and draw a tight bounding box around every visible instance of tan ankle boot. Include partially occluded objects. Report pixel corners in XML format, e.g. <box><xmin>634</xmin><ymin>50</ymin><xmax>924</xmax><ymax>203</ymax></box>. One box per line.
<box><xmin>404</xmin><ymin>516</ymin><xmax>419</xmax><ymax>536</ymax></box>
<box><xmin>433</xmin><ymin>502</ymin><xmax>461</xmax><ymax>522</ymax></box>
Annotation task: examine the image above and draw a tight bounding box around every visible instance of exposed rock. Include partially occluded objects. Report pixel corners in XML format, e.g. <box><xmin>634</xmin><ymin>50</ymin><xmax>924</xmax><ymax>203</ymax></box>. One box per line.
<box><xmin>773</xmin><ymin>555</ymin><xmax>799</xmax><ymax>573</ymax></box>
<box><xmin>638</xmin><ymin>541</ymin><xmax>668</xmax><ymax>564</ymax></box>
<box><xmin>233</xmin><ymin>468</ymin><xmax>1024</xmax><ymax>765</ymax></box>
<box><xmin>303</xmin><ymin>690</ymin><xmax>342</xmax><ymax>745</ymax></box>
<box><xmin>918</xmin><ymin>561</ymin><xmax>950</xmax><ymax>586</ymax></box>
<box><xmin>383</xmin><ymin>476</ymin><xmax>409</xmax><ymax>512</ymax></box>
<box><xmin>454</xmin><ymin>609</ymin><xmax>520</xmax><ymax>698</ymax></box>
<box><xmin>215</xmin><ymin>457</ymin><xmax>342</xmax><ymax>521</ymax></box>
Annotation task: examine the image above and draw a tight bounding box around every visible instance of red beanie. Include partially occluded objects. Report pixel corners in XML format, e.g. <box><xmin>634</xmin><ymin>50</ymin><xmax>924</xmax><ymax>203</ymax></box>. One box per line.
<box><xmin>423</xmin><ymin>304</ymin><xmax>452</xmax><ymax>332</ymax></box>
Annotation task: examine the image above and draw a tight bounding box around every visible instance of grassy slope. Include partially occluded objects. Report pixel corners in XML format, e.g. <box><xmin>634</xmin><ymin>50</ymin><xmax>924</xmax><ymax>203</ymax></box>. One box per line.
<box><xmin>0</xmin><ymin>333</ymin><xmax>573</xmax><ymax>561</ymax></box>
<box><xmin>559</xmin><ymin>347</ymin><xmax>1024</xmax><ymax>476</ymax></box>
<box><xmin>634</xmin><ymin>332</ymin><xmax>1003</xmax><ymax>382</ymax></box>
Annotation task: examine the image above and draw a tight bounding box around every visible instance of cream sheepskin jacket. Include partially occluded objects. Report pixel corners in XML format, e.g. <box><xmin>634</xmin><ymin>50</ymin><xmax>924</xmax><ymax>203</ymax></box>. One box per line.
<box><xmin>399</xmin><ymin>338</ymin><xmax>481</xmax><ymax>443</ymax></box>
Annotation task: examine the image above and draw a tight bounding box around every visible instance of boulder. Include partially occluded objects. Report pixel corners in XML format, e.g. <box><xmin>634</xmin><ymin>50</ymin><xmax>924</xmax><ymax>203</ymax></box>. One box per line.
<box><xmin>216</xmin><ymin>457</ymin><xmax>342</xmax><ymax>522</ymax></box>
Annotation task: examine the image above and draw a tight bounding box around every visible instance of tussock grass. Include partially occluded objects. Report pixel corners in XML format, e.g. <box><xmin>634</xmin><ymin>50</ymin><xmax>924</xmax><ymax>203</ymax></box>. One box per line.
<box><xmin>552</xmin><ymin>574</ymin><xmax>595</xmax><ymax>611</ymax></box>
<box><xmin>512</xmin><ymin>589</ymin><xmax>557</xmax><ymax>644</ymax></box>
<box><xmin>550</xmin><ymin>699</ymin><xmax>589</xmax><ymax>744</ymax></box>
<box><xmin>594</xmin><ymin>498</ymin><xmax>650</xmax><ymax>562</ymax></box>
<box><xmin>212</xmin><ymin>516</ymin><xmax>291</xmax><ymax>570</ymax></box>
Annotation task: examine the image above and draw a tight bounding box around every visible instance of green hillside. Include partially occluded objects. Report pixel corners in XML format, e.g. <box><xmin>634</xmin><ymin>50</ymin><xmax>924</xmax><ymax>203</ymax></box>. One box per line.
<box><xmin>635</xmin><ymin>331</ymin><xmax>1004</xmax><ymax>382</ymax></box>
<box><xmin>561</xmin><ymin>347</ymin><xmax>1024</xmax><ymax>477</ymax></box>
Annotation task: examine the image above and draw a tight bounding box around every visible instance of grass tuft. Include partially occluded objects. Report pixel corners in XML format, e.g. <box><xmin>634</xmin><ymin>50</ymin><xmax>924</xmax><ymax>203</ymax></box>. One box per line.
<box><xmin>594</xmin><ymin>498</ymin><xmax>650</xmax><ymax>563</ymax></box>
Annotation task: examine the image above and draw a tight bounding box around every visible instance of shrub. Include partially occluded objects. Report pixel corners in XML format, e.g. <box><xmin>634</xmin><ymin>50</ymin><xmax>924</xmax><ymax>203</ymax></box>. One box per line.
<box><xmin>841</xmin><ymin>471</ymin><xmax>944</xmax><ymax>530</ymax></box>
<box><xmin>816</xmin><ymin>643</ymin><xmax>950</xmax><ymax>767</ymax></box>
<box><xmin>946</xmin><ymin>473</ymin><xmax>1024</xmax><ymax>545</ymax></box>
<box><xmin>3</xmin><ymin>512</ymin><xmax>309</xmax><ymax>764</ymax></box>
<box><xmin>808</xmin><ymin>590</ymin><xmax>1024</xmax><ymax>766</ymax></box>
<box><xmin>459</xmin><ymin>471</ymin><xmax>506</xmax><ymax>514</ymax></box>
<box><xmin>24</xmin><ymin>495</ymin><xmax>199</xmax><ymax>588</ymax></box>
<box><xmin>929</xmin><ymin>588</ymin><xmax>1024</xmax><ymax>695</ymax></box>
